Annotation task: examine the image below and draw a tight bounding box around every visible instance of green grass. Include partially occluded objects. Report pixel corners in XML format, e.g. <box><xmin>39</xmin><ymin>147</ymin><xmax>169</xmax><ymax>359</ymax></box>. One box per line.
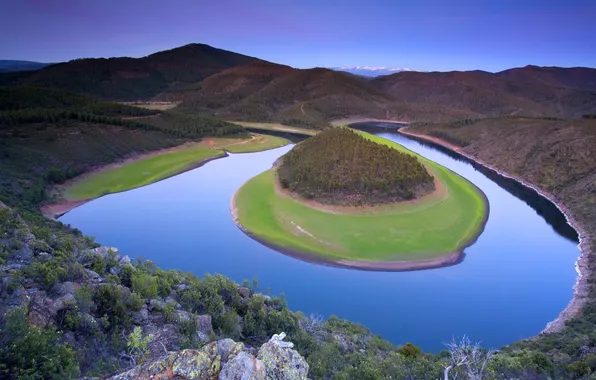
<box><xmin>65</xmin><ymin>145</ymin><xmax>224</xmax><ymax>201</ymax></box>
<box><xmin>235</xmin><ymin>130</ymin><xmax>487</xmax><ymax>262</ymax></box>
<box><xmin>64</xmin><ymin>133</ymin><xmax>289</xmax><ymax>201</ymax></box>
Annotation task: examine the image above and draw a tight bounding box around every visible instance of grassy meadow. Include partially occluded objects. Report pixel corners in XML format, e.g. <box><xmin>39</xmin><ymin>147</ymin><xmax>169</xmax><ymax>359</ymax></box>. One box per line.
<box><xmin>234</xmin><ymin>131</ymin><xmax>487</xmax><ymax>262</ymax></box>
<box><xmin>65</xmin><ymin>134</ymin><xmax>290</xmax><ymax>201</ymax></box>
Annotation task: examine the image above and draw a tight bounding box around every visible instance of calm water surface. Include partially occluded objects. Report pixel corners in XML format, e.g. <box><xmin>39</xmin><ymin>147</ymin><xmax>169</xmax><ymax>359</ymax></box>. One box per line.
<box><xmin>60</xmin><ymin>130</ymin><xmax>580</xmax><ymax>352</ymax></box>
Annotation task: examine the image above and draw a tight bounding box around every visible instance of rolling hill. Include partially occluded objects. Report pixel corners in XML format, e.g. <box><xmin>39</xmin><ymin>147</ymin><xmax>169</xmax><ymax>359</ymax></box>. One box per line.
<box><xmin>1</xmin><ymin>43</ymin><xmax>595</xmax><ymax>124</ymax></box>
<box><xmin>0</xmin><ymin>60</ymin><xmax>53</xmax><ymax>72</ymax></box>
<box><xmin>0</xmin><ymin>44</ymin><xmax>261</xmax><ymax>100</ymax></box>
<box><xmin>372</xmin><ymin>66</ymin><xmax>596</xmax><ymax>119</ymax></box>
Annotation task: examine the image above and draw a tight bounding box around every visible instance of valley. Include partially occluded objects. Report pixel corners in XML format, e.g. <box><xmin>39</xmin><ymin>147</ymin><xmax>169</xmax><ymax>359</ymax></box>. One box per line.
<box><xmin>0</xmin><ymin>41</ymin><xmax>595</xmax><ymax>379</ymax></box>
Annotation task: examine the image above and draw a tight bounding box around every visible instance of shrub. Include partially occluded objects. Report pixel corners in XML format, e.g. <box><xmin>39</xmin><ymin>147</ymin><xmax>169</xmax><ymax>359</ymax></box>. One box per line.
<box><xmin>131</xmin><ymin>272</ymin><xmax>158</xmax><ymax>299</ymax></box>
<box><xmin>0</xmin><ymin>307</ymin><xmax>79</xmax><ymax>378</ymax></box>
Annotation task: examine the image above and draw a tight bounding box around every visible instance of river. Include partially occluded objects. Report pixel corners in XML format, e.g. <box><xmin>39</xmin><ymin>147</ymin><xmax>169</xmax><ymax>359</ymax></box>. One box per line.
<box><xmin>59</xmin><ymin>127</ymin><xmax>580</xmax><ymax>352</ymax></box>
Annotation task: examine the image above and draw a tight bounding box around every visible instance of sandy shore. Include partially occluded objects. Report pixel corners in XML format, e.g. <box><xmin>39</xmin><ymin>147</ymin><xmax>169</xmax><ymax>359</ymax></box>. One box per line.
<box><xmin>398</xmin><ymin>127</ymin><xmax>591</xmax><ymax>334</ymax></box>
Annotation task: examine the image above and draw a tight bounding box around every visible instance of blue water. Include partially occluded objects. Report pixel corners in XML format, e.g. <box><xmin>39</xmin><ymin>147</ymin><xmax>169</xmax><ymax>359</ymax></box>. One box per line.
<box><xmin>59</xmin><ymin>131</ymin><xmax>580</xmax><ymax>352</ymax></box>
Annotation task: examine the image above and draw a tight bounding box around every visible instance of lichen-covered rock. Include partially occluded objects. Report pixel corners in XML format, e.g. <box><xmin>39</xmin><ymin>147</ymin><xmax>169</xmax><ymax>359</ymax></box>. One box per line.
<box><xmin>106</xmin><ymin>335</ymin><xmax>308</xmax><ymax>380</ymax></box>
<box><xmin>257</xmin><ymin>333</ymin><xmax>309</xmax><ymax>380</ymax></box>
<box><xmin>219</xmin><ymin>351</ymin><xmax>266</xmax><ymax>380</ymax></box>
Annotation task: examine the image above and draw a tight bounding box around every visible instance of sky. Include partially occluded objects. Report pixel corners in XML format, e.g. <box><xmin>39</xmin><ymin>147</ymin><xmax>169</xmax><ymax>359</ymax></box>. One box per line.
<box><xmin>1</xmin><ymin>0</ymin><xmax>595</xmax><ymax>72</ymax></box>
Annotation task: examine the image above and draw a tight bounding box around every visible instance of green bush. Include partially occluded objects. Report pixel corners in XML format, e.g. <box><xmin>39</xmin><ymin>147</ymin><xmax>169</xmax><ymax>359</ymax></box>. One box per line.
<box><xmin>24</xmin><ymin>259</ymin><xmax>67</xmax><ymax>289</ymax></box>
<box><xmin>0</xmin><ymin>307</ymin><xmax>79</xmax><ymax>379</ymax></box>
<box><xmin>131</xmin><ymin>272</ymin><xmax>158</xmax><ymax>299</ymax></box>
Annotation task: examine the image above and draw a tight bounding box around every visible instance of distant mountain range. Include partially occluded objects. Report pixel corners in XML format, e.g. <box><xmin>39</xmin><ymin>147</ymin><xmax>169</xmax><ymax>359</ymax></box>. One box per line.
<box><xmin>0</xmin><ymin>44</ymin><xmax>594</xmax><ymax>126</ymax></box>
<box><xmin>0</xmin><ymin>60</ymin><xmax>53</xmax><ymax>72</ymax></box>
<box><xmin>330</xmin><ymin>66</ymin><xmax>413</xmax><ymax>77</ymax></box>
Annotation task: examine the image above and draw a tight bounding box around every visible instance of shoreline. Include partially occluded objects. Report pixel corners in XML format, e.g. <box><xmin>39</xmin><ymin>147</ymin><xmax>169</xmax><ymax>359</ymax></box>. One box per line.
<box><xmin>41</xmin><ymin>135</ymin><xmax>292</xmax><ymax>220</ymax></box>
<box><xmin>398</xmin><ymin>127</ymin><xmax>591</xmax><ymax>334</ymax></box>
<box><xmin>229</xmin><ymin>170</ymin><xmax>489</xmax><ymax>272</ymax></box>
<box><xmin>41</xmin><ymin>150</ymin><xmax>228</xmax><ymax>220</ymax></box>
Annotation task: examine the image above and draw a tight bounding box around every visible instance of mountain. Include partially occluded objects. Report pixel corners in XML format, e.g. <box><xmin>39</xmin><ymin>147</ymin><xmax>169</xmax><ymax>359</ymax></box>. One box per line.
<box><xmin>0</xmin><ymin>44</ymin><xmax>260</xmax><ymax>100</ymax></box>
<box><xmin>330</xmin><ymin>66</ymin><xmax>412</xmax><ymax>77</ymax></box>
<box><xmin>157</xmin><ymin>64</ymin><xmax>398</xmax><ymax>128</ymax></box>
<box><xmin>371</xmin><ymin>66</ymin><xmax>596</xmax><ymax>118</ymax></box>
<box><xmin>0</xmin><ymin>60</ymin><xmax>53</xmax><ymax>72</ymax></box>
<box><xmin>1</xmin><ymin>44</ymin><xmax>595</xmax><ymax>122</ymax></box>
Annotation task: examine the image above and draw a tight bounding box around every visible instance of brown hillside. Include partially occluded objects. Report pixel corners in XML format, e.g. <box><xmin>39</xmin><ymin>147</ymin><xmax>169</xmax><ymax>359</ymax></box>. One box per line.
<box><xmin>372</xmin><ymin>67</ymin><xmax>596</xmax><ymax>118</ymax></box>
<box><xmin>3</xmin><ymin>44</ymin><xmax>260</xmax><ymax>100</ymax></box>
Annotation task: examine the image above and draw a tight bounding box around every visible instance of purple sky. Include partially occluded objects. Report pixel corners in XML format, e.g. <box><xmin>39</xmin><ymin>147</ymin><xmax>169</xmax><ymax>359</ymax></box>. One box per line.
<box><xmin>2</xmin><ymin>0</ymin><xmax>595</xmax><ymax>71</ymax></box>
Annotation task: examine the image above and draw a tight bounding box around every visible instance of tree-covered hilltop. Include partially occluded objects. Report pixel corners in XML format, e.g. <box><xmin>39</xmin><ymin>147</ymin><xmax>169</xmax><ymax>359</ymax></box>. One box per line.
<box><xmin>277</xmin><ymin>128</ymin><xmax>435</xmax><ymax>205</ymax></box>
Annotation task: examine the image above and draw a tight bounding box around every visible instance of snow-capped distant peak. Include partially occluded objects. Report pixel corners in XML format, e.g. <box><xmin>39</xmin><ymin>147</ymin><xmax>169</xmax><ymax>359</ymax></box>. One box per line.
<box><xmin>330</xmin><ymin>66</ymin><xmax>413</xmax><ymax>77</ymax></box>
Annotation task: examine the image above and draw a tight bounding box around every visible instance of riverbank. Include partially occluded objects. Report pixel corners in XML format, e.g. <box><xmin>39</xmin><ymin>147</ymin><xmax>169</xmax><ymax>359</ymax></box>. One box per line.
<box><xmin>230</xmin><ymin>132</ymin><xmax>489</xmax><ymax>271</ymax></box>
<box><xmin>398</xmin><ymin>127</ymin><xmax>591</xmax><ymax>333</ymax></box>
<box><xmin>42</xmin><ymin>134</ymin><xmax>290</xmax><ymax>219</ymax></box>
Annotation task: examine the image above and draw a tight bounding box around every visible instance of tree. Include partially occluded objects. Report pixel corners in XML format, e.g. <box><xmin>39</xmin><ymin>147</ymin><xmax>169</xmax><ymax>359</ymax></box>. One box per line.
<box><xmin>443</xmin><ymin>335</ymin><xmax>495</xmax><ymax>380</ymax></box>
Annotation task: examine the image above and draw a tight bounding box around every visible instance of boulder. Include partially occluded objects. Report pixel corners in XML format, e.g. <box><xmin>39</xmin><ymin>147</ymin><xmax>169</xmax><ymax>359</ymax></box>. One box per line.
<box><xmin>84</xmin><ymin>269</ymin><xmax>101</xmax><ymax>282</ymax></box>
<box><xmin>237</xmin><ymin>286</ymin><xmax>252</xmax><ymax>299</ymax></box>
<box><xmin>106</xmin><ymin>334</ymin><xmax>308</xmax><ymax>380</ymax></box>
<box><xmin>132</xmin><ymin>306</ymin><xmax>150</xmax><ymax>325</ymax></box>
<box><xmin>50</xmin><ymin>293</ymin><xmax>76</xmax><ymax>315</ymax></box>
<box><xmin>257</xmin><ymin>333</ymin><xmax>309</xmax><ymax>380</ymax></box>
<box><xmin>197</xmin><ymin>314</ymin><xmax>213</xmax><ymax>336</ymax></box>
<box><xmin>148</xmin><ymin>298</ymin><xmax>165</xmax><ymax>312</ymax></box>
<box><xmin>52</xmin><ymin>281</ymin><xmax>77</xmax><ymax>296</ymax></box>
<box><xmin>37</xmin><ymin>252</ymin><xmax>52</xmax><ymax>262</ymax></box>
<box><xmin>220</xmin><ymin>351</ymin><xmax>266</xmax><ymax>380</ymax></box>
<box><xmin>119</xmin><ymin>255</ymin><xmax>131</xmax><ymax>265</ymax></box>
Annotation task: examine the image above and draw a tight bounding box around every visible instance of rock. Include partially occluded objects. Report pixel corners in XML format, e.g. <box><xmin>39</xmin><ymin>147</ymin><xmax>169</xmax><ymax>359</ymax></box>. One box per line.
<box><xmin>237</xmin><ymin>286</ymin><xmax>252</xmax><ymax>299</ymax></box>
<box><xmin>28</xmin><ymin>291</ymin><xmax>52</xmax><ymax>326</ymax></box>
<box><xmin>52</xmin><ymin>281</ymin><xmax>77</xmax><ymax>296</ymax></box>
<box><xmin>93</xmin><ymin>246</ymin><xmax>119</xmax><ymax>257</ymax></box>
<box><xmin>145</xmin><ymin>324</ymin><xmax>181</xmax><ymax>359</ymax></box>
<box><xmin>109</xmin><ymin>266</ymin><xmax>121</xmax><ymax>276</ymax></box>
<box><xmin>132</xmin><ymin>307</ymin><xmax>149</xmax><ymax>325</ymax></box>
<box><xmin>13</xmin><ymin>246</ymin><xmax>33</xmax><ymax>264</ymax></box>
<box><xmin>105</xmin><ymin>335</ymin><xmax>308</xmax><ymax>380</ymax></box>
<box><xmin>257</xmin><ymin>333</ymin><xmax>308</xmax><ymax>380</ymax></box>
<box><xmin>219</xmin><ymin>351</ymin><xmax>266</xmax><ymax>380</ymax></box>
<box><xmin>148</xmin><ymin>299</ymin><xmax>165</xmax><ymax>312</ymax></box>
<box><xmin>51</xmin><ymin>293</ymin><xmax>76</xmax><ymax>315</ymax></box>
<box><xmin>176</xmin><ymin>284</ymin><xmax>189</xmax><ymax>292</ymax></box>
<box><xmin>119</xmin><ymin>255</ymin><xmax>131</xmax><ymax>265</ymax></box>
<box><xmin>175</xmin><ymin>310</ymin><xmax>192</xmax><ymax>322</ymax></box>
<box><xmin>217</xmin><ymin>339</ymin><xmax>244</xmax><ymax>361</ymax></box>
<box><xmin>165</xmin><ymin>297</ymin><xmax>181</xmax><ymax>309</ymax></box>
<box><xmin>8</xmin><ymin>263</ymin><xmax>21</xmax><ymax>270</ymax></box>
<box><xmin>84</xmin><ymin>269</ymin><xmax>101</xmax><ymax>282</ymax></box>
<box><xmin>197</xmin><ymin>314</ymin><xmax>213</xmax><ymax>336</ymax></box>
<box><xmin>254</xmin><ymin>293</ymin><xmax>272</xmax><ymax>302</ymax></box>
<box><xmin>37</xmin><ymin>252</ymin><xmax>52</xmax><ymax>262</ymax></box>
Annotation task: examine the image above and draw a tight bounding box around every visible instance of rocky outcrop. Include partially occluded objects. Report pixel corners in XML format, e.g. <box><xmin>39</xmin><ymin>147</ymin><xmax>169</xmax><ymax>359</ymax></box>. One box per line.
<box><xmin>106</xmin><ymin>333</ymin><xmax>308</xmax><ymax>380</ymax></box>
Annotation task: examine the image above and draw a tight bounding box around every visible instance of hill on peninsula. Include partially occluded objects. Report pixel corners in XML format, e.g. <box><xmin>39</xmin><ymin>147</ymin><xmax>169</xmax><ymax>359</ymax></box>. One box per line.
<box><xmin>277</xmin><ymin>128</ymin><xmax>435</xmax><ymax>205</ymax></box>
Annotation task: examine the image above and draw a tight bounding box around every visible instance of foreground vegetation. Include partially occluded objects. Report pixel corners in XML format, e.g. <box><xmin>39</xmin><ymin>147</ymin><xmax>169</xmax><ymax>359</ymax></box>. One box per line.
<box><xmin>234</xmin><ymin>131</ymin><xmax>487</xmax><ymax>265</ymax></box>
<box><xmin>278</xmin><ymin>128</ymin><xmax>434</xmax><ymax>205</ymax></box>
